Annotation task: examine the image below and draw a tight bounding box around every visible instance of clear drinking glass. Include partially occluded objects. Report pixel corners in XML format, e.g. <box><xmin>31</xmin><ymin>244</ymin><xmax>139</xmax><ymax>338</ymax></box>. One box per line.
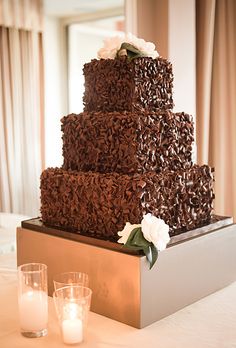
<box><xmin>18</xmin><ymin>263</ymin><xmax>48</xmax><ymax>338</ymax></box>
<box><xmin>53</xmin><ymin>271</ymin><xmax>89</xmax><ymax>291</ymax></box>
<box><xmin>53</xmin><ymin>285</ymin><xmax>92</xmax><ymax>345</ymax></box>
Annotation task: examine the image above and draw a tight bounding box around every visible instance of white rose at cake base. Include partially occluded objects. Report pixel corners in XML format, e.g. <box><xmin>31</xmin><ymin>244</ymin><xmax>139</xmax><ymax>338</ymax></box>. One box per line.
<box><xmin>117</xmin><ymin>214</ymin><xmax>170</xmax><ymax>268</ymax></box>
<box><xmin>141</xmin><ymin>214</ymin><xmax>170</xmax><ymax>251</ymax></box>
<box><xmin>117</xmin><ymin>222</ymin><xmax>141</xmax><ymax>244</ymax></box>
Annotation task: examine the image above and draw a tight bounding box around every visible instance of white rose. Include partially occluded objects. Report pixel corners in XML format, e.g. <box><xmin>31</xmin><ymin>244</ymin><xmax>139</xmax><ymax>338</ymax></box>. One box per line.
<box><xmin>98</xmin><ymin>36</ymin><xmax>123</xmax><ymax>59</ymax></box>
<box><xmin>126</xmin><ymin>33</ymin><xmax>159</xmax><ymax>58</ymax></box>
<box><xmin>97</xmin><ymin>33</ymin><xmax>159</xmax><ymax>60</ymax></box>
<box><xmin>117</xmin><ymin>222</ymin><xmax>141</xmax><ymax>244</ymax></box>
<box><xmin>141</xmin><ymin>214</ymin><xmax>170</xmax><ymax>251</ymax></box>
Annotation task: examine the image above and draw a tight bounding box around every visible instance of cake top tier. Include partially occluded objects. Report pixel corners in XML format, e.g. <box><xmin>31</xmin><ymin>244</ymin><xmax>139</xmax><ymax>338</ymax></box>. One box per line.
<box><xmin>83</xmin><ymin>56</ymin><xmax>174</xmax><ymax>113</ymax></box>
<box><xmin>83</xmin><ymin>35</ymin><xmax>174</xmax><ymax>112</ymax></box>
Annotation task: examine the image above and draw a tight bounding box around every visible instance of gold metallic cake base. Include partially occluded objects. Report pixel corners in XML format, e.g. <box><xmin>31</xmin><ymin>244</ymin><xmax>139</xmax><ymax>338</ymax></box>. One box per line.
<box><xmin>17</xmin><ymin>218</ymin><xmax>236</xmax><ymax>328</ymax></box>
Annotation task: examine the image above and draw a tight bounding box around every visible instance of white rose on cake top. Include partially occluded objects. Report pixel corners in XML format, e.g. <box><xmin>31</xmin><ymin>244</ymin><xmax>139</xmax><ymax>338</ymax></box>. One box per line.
<box><xmin>118</xmin><ymin>214</ymin><xmax>170</xmax><ymax>269</ymax></box>
<box><xmin>97</xmin><ymin>36</ymin><xmax>124</xmax><ymax>59</ymax></box>
<box><xmin>98</xmin><ymin>33</ymin><xmax>159</xmax><ymax>60</ymax></box>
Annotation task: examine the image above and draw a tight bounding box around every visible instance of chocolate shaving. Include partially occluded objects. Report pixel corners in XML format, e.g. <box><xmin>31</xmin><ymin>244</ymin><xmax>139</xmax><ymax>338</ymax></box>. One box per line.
<box><xmin>83</xmin><ymin>56</ymin><xmax>174</xmax><ymax>112</ymax></box>
<box><xmin>62</xmin><ymin>110</ymin><xmax>194</xmax><ymax>174</ymax></box>
<box><xmin>40</xmin><ymin>165</ymin><xmax>214</xmax><ymax>239</ymax></box>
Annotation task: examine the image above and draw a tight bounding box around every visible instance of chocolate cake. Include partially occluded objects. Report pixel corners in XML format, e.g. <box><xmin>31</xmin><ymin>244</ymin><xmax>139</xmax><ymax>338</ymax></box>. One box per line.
<box><xmin>41</xmin><ymin>165</ymin><xmax>213</xmax><ymax>239</ymax></box>
<box><xmin>40</xmin><ymin>51</ymin><xmax>214</xmax><ymax>239</ymax></box>
<box><xmin>62</xmin><ymin>110</ymin><xmax>194</xmax><ymax>174</ymax></box>
<box><xmin>83</xmin><ymin>57</ymin><xmax>174</xmax><ymax>112</ymax></box>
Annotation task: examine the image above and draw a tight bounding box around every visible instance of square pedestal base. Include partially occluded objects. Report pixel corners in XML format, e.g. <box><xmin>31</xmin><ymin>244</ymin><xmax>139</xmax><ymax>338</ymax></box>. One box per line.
<box><xmin>17</xmin><ymin>219</ymin><xmax>236</xmax><ymax>328</ymax></box>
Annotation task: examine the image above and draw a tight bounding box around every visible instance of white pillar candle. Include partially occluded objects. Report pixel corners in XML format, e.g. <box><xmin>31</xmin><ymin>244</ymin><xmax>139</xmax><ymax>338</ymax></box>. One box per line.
<box><xmin>62</xmin><ymin>318</ymin><xmax>83</xmax><ymax>344</ymax></box>
<box><xmin>18</xmin><ymin>290</ymin><xmax>48</xmax><ymax>331</ymax></box>
<box><xmin>61</xmin><ymin>302</ymin><xmax>83</xmax><ymax>344</ymax></box>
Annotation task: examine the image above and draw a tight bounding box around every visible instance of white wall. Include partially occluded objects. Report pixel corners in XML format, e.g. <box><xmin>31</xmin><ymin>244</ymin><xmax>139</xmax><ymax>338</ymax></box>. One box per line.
<box><xmin>168</xmin><ymin>0</ymin><xmax>196</xmax><ymax>118</ymax></box>
<box><xmin>43</xmin><ymin>16</ymin><xmax>66</xmax><ymax>168</ymax></box>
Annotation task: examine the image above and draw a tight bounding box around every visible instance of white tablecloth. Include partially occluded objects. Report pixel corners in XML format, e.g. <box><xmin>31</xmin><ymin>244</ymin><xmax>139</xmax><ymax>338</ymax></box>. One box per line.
<box><xmin>0</xmin><ymin>252</ymin><xmax>236</xmax><ymax>348</ymax></box>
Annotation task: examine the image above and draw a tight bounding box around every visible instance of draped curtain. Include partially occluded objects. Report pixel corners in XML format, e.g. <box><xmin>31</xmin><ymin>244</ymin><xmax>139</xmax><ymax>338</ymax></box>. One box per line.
<box><xmin>0</xmin><ymin>0</ymin><xmax>44</xmax><ymax>216</ymax></box>
<box><xmin>196</xmin><ymin>0</ymin><xmax>236</xmax><ymax>220</ymax></box>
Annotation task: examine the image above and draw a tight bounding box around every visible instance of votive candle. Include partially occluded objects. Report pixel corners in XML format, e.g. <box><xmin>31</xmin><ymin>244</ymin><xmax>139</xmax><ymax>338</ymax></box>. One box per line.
<box><xmin>62</xmin><ymin>318</ymin><xmax>83</xmax><ymax>344</ymax></box>
<box><xmin>62</xmin><ymin>302</ymin><xmax>83</xmax><ymax>344</ymax></box>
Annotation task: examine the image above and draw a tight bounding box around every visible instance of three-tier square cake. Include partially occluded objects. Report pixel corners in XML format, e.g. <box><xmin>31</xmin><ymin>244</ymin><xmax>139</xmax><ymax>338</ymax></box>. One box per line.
<box><xmin>40</xmin><ymin>36</ymin><xmax>214</xmax><ymax>241</ymax></box>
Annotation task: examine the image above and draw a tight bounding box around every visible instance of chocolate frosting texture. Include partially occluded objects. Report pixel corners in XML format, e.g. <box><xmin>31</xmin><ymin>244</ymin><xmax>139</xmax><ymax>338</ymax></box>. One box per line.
<box><xmin>62</xmin><ymin>110</ymin><xmax>194</xmax><ymax>174</ymax></box>
<box><xmin>83</xmin><ymin>57</ymin><xmax>174</xmax><ymax>112</ymax></box>
<box><xmin>40</xmin><ymin>166</ymin><xmax>214</xmax><ymax>239</ymax></box>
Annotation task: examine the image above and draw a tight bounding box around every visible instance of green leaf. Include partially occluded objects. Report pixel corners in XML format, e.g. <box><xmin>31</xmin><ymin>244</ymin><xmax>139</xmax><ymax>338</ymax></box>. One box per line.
<box><xmin>117</xmin><ymin>42</ymin><xmax>146</xmax><ymax>60</ymax></box>
<box><xmin>150</xmin><ymin>244</ymin><xmax>158</xmax><ymax>269</ymax></box>
<box><xmin>143</xmin><ymin>245</ymin><xmax>158</xmax><ymax>269</ymax></box>
<box><xmin>125</xmin><ymin>227</ymin><xmax>151</xmax><ymax>249</ymax></box>
<box><xmin>122</xmin><ymin>244</ymin><xmax>143</xmax><ymax>251</ymax></box>
<box><xmin>120</xmin><ymin>42</ymin><xmax>142</xmax><ymax>55</ymax></box>
<box><xmin>123</xmin><ymin>227</ymin><xmax>158</xmax><ymax>269</ymax></box>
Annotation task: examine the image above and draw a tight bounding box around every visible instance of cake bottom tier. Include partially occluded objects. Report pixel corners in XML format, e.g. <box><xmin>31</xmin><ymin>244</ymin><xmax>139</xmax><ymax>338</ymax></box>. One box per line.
<box><xmin>40</xmin><ymin>165</ymin><xmax>214</xmax><ymax>239</ymax></box>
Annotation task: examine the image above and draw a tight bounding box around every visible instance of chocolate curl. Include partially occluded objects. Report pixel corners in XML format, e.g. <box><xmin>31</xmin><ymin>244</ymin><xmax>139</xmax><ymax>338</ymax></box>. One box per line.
<box><xmin>83</xmin><ymin>56</ymin><xmax>174</xmax><ymax>113</ymax></box>
<box><xmin>40</xmin><ymin>165</ymin><xmax>214</xmax><ymax>240</ymax></box>
<box><xmin>61</xmin><ymin>110</ymin><xmax>194</xmax><ymax>175</ymax></box>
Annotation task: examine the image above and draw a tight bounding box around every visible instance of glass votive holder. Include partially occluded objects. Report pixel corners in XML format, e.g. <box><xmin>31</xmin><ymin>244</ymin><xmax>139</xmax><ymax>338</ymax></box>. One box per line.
<box><xmin>53</xmin><ymin>285</ymin><xmax>92</xmax><ymax>345</ymax></box>
<box><xmin>53</xmin><ymin>271</ymin><xmax>89</xmax><ymax>291</ymax></box>
<box><xmin>18</xmin><ymin>263</ymin><xmax>48</xmax><ymax>338</ymax></box>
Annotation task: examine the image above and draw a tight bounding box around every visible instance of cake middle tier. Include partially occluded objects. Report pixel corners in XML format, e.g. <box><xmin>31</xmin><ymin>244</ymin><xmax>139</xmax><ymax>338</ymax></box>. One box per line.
<box><xmin>40</xmin><ymin>165</ymin><xmax>214</xmax><ymax>239</ymax></box>
<box><xmin>62</xmin><ymin>110</ymin><xmax>194</xmax><ymax>174</ymax></box>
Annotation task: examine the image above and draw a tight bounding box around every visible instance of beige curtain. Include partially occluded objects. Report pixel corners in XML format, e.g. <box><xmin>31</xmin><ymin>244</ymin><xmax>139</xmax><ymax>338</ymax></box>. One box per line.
<box><xmin>196</xmin><ymin>0</ymin><xmax>236</xmax><ymax>221</ymax></box>
<box><xmin>0</xmin><ymin>0</ymin><xmax>43</xmax><ymax>31</ymax></box>
<box><xmin>0</xmin><ymin>0</ymin><xmax>44</xmax><ymax>216</ymax></box>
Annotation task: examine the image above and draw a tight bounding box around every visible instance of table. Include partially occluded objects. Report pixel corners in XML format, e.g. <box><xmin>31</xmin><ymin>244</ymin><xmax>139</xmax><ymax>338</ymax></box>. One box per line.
<box><xmin>0</xmin><ymin>252</ymin><xmax>236</xmax><ymax>348</ymax></box>
<box><xmin>0</xmin><ymin>213</ymin><xmax>30</xmax><ymax>254</ymax></box>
